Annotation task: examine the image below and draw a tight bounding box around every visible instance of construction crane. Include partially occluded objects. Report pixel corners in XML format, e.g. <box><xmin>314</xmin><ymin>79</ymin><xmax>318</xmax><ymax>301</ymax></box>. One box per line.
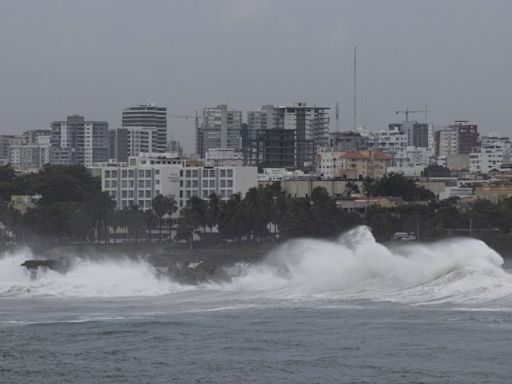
<box><xmin>395</xmin><ymin>107</ymin><xmax>430</xmax><ymax>122</ymax></box>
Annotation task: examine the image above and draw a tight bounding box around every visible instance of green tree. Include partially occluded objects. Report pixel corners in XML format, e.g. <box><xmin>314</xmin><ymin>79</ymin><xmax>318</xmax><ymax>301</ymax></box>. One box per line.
<box><xmin>218</xmin><ymin>193</ymin><xmax>249</xmax><ymax>240</ymax></box>
<box><xmin>152</xmin><ymin>194</ymin><xmax>176</xmax><ymax>242</ymax></box>
<box><xmin>206</xmin><ymin>193</ymin><xmax>221</xmax><ymax>232</ymax></box>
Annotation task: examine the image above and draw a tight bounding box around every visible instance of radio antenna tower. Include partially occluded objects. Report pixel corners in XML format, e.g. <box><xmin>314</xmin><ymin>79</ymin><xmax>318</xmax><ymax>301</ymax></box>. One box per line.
<box><xmin>353</xmin><ymin>46</ymin><xmax>357</xmax><ymax>131</ymax></box>
<box><xmin>335</xmin><ymin>101</ymin><xmax>340</xmax><ymax>131</ymax></box>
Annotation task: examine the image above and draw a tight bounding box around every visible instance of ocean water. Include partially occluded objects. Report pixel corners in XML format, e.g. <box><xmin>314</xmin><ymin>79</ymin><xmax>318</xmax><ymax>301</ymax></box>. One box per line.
<box><xmin>2</xmin><ymin>227</ymin><xmax>512</xmax><ymax>383</ymax></box>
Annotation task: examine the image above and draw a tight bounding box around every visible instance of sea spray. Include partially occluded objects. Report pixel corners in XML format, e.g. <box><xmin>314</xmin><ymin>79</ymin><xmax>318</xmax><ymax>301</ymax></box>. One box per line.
<box><xmin>1</xmin><ymin>226</ymin><xmax>512</xmax><ymax>305</ymax></box>
<box><xmin>227</xmin><ymin>226</ymin><xmax>512</xmax><ymax>304</ymax></box>
<box><xmin>0</xmin><ymin>251</ymin><xmax>183</xmax><ymax>298</ymax></box>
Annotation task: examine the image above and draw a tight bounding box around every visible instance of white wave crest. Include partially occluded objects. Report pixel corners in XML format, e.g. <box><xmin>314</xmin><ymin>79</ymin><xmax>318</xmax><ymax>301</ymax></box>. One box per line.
<box><xmin>1</xmin><ymin>226</ymin><xmax>511</xmax><ymax>306</ymax></box>
<box><xmin>226</xmin><ymin>226</ymin><xmax>512</xmax><ymax>305</ymax></box>
<box><xmin>0</xmin><ymin>249</ymin><xmax>183</xmax><ymax>298</ymax></box>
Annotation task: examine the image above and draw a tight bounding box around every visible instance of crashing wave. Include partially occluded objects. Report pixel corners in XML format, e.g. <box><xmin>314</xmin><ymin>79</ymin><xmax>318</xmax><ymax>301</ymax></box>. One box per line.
<box><xmin>1</xmin><ymin>227</ymin><xmax>511</xmax><ymax>306</ymax></box>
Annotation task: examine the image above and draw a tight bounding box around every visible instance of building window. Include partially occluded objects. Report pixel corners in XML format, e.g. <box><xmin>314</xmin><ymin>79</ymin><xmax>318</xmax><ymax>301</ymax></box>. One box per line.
<box><xmin>192</xmin><ymin>170</ymin><xmax>198</xmax><ymax>178</ymax></box>
<box><xmin>129</xmin><ymin>170</ymin><xmax>134</xmax><ymax>177</ymax></box>
<box><xmin>146</xmin><ymin>190</ymin><xmax>152</xmax><ymax>198</ymax></box>
<box><xmin>139</xmin><ymin>170</ymin><xmax>144</xmax><ymax>178</ymax></box>
<box><xmin>105</xmin><ymin>180</ymin><xmax>111</xmax><ymax>188</ymax></box>
<box><xmin>112</xmin><ymin>171</ymin><xmax>117</xmax><ymax>178</ymax></box>
<box><xmin>210</xmin><ymin>180</ymin><xmax>215</xmax><ymax>188</ymax></box>
<box><xmin>105</xmin><ymin>170</ymin><xmax>111</xmax><ymax>178</ymax></box>
<box><xmin>220</xmin><ymin>169</ymin><xmax>226</xmax><ymax>177</ymax></box>
<box><xmin>186</xmin><ymin>180</ymin><xmax>191</xmax><ymax>188</ymax></box>
<box><xmin>203</xmin><ymin>180</ymin><xmax>208</xmax><ymax>187</ymax></box>
<box><xmin>138</xmin><ymin>180</ymin><xmax>144</xmax><ymax>188</ymax></box>
<box><xmin>111</xmin><ymin>181</ymin><xmax>117</xmax><ymax>188</ymax></box>
<box><xmin>186</xmin><ymin>170</ymin><xmax>191</xmax><ymax>177</ymax></box>
<box><xmin>227</xmin><ymin>180</ymin><xmax>233</xmax><ymax>188</ymax></box>
<box><xmin>122</xmin><ymin>170</ymin><xmax>127</xmax><ymax>178</ymax></box>
<box><xmin>203</xmin><ymin>170</ymin><xmax>208</xmax><ymax>177</ymax></box>
<box><xmin>209</xmin><ymin>170</ymin><xmax>215</xmax><ymax>177</ymax></box>
<box><xmin>227</xmin><ymin>169</ymin><xmax>233</xmax><ymax>177</ymax></box>
<box><xmin>192</xmin><ymin>180</ymin><xmax>198</xmax><ymax>188</ymax></box>
<box><xmin>220</xmin><ymin>180</ymin><xmax>226</xmax><ymax>187</ymax></box>
<box><xmin>139</xmin><ymin>190</ymin><xmax>144</xmax><ymax>198</ymax></box>
<box><xmin>145</xmin><ymin>170</ymin><xmax>151</xmax><ymax>178</ymax></box>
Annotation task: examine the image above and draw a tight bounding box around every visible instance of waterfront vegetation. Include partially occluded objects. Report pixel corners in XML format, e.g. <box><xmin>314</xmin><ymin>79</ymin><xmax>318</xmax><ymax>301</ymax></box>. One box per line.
<box><xmin>1</xmin><ymin>164</ymin><xmax>512</xmax><ymax>255</ymax></box>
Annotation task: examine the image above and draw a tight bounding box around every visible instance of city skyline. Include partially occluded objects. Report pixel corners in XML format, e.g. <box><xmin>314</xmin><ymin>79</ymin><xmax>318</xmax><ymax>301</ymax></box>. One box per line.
<box><xmin>0</xmin><ymin>0</ymin><xmax>511</xmax><ymax>153</ymax></box>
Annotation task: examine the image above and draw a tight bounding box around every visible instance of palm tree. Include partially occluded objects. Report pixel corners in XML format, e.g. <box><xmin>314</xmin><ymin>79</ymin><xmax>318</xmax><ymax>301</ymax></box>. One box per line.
<box><xmin>206</xmin><ymin>193</ymin><xmax>221</xmax><ymax>232</ymax></box>
<box><xmin>152</xmin><ymin>194</ymin><xmax>170</xmax><ymax>242</ymax></box>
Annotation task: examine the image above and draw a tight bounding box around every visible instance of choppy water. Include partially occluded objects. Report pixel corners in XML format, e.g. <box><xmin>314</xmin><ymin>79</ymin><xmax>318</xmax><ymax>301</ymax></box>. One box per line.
<box><xmin>2</xmin><ymin>227</ymin><xmax>512</xmax><ymax>383</ymax></box>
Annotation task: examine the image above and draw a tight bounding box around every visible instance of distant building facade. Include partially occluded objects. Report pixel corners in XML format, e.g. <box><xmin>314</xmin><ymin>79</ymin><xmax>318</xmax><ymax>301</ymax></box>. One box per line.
<box><xmin>450</xmin><ymin>121</ymin><xmax>479</xmax><ymax>154</ymax></box>
<box><xmin>0</xmin><ymin>135</ymin><xmax>24</xmax><ymax>163</ymax></box>
<box><xmin>99</xmin><ymin>153</ymin><xmax>257</xmax><ymax>211</ymax></box>
<box><xmin>50</xmin><ymin>115</ymin><xmax>109</xmax><ymax>166</ymax></box>
<box><xmin>328</xmin><ymin>131</ymin><xmax>369</xmax><ymax>152</ymax></box>
<box><xmin>9</xmin><ymin>144</ymin><xmax>50</xmax><ymax>171</ymax></box>
<box><xmin>469</xmin><ymin>145</ymin><xmax>505</xmax><ymax>174</ymax></box>
<box><xmin>317</xmin><ymin>150</ymin><xmax>392</xmax><ymax>180</ymax></box>
<box><xmin>195</xmin><ymin>104</ymin><xmax>243</xmax><ymax>158</ymax></box>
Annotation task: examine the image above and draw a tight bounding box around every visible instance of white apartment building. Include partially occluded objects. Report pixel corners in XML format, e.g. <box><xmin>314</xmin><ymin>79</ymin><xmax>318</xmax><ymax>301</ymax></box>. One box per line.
<box><xmin>9</xmin><ymin>144</ymin><xmax>50</xmax><ymax>171</ymax></box>
<box><xmin>50</xmin><ymin>115</ymin><xmax>109</xmax><ymax>167</ymax></box>
<box><xmin>100</xmin><ymin>154</ymin><xmax>257</xmax><ymax>212</ymax></box>
<box><xmin>317</xmin><ymin>151</ymin><xmax>343</xmax><ymax>179</ymax></box>
<box><xmin>469</xmin><ymin>145</ymin><xmax>505</xmax><ymax>174</ymax></box>
<box><xmin>435</xmin><ymin>128</ymin><xmax>458</xmax><ymax>157</ymax></box>
<box><xmin>205</xmin><ymin>148</ymin><xmax>244</xmax><ymax>167</ymax></box>
<box><xmin>0</xmin><ymin>135</ymin><xmax>24</xmax><ymax>163</ymax></box>
<box><xmin>366</xmin><ymin>127</ymin><xmax>408</xmax><ymax>166</ymax></box>
<box><xmin>480</xmin><ymin>136</ymin><xmax>511</xmax><ymax>161</ymax></box>
<box><xmin>257</xmin><ymin>168</ymin><xmax>307</xmax><ymax>182</ymax></box>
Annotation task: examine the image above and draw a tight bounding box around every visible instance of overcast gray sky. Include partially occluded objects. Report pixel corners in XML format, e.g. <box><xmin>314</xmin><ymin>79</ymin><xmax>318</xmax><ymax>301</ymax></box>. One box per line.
<box><xmin>0</xmin><ymin>0</ymin><xmax>511</xmax><ymax>152</ymax></box>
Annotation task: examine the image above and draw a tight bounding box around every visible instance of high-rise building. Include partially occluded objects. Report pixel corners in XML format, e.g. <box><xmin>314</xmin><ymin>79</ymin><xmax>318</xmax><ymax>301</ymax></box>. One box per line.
<box><xmin>247</xmin><ymin>105</ymin><xmax>277</xmax><ymax>142</ymax></box>
<box><xmin>50</xmin><ymin>115</ymin><xmax>109</xmax><ymax>166</ymax></box>
<box><xmin>391</xmin><ymin>121</ymin><xmax>433</xmax><ymax>149</ymax></box>
<box><xmin>0</xmin><ymin>135</ymin><xmax>24</xmax><ymax>163</ymax></box>
<box><xmin>9</xmin><ymin>144</ymin><xmax>50</xmax><ymax>171</ymax></box>
<box><xmin>195</xmin><ymin>104</ymin><xmax>243</xmax><ymax>158</ymax></box>
<box><xmin>435</xmin><ymin>128</ymin><xmax>459</xmax><ymax>157</ymax></box>
<box><xmin>450</xmin><ymin>121</ymin><xmax>479</xmax><ymax>154</ymax></box>
<box><xmin>274</xmin><ymin>102</ymin><xmax>330</xmax><ymax>147</ymax></box>
<box><xmin>245</xmin><ymin>102</ymin><xmax>330</xmax><ymax>171</ymax></box>
<box><xmin>22</xmin><ymin>129</ymin><xmax>51</xmax><ymax>145</ymax></box>
<box><xmin>122</xmin><ymin>103</ymin><xmax>167</xmax><ymax>153</ymax></box>
<box><xmin>113</xmin><ymin>127</ymin><xmax>163</xmax><ymax>162</ymax></box>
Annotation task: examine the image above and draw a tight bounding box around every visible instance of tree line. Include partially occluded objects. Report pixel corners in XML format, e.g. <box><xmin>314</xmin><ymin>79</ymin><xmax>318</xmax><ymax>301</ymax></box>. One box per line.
<box><xmin>1</xmin><ymin>164</ymin><xmax>512</xmax><ymax>253</ymax></box>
